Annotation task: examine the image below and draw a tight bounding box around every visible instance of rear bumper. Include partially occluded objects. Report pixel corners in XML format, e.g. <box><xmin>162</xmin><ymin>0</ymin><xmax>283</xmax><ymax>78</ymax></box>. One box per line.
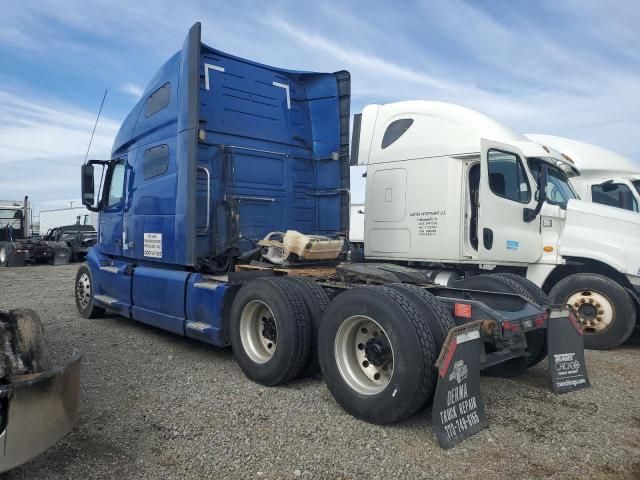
<box><xmin>0</xmin><ymin>350</ymin><xmax>81</xmax><ymax>473</ymax></box>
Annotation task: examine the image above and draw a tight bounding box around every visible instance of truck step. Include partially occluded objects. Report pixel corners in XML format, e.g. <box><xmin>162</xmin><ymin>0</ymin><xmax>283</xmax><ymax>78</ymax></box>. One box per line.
<box><xmin>193</xmin><ymin>280</ymin><xmax>222</xmax><ymax>291</ymax></box>
<box><xmin>99</xmin><ymin>265</ymin><xmax>119</xmax><ymax>274</ymax></box>
<box><xmin>93</xmin><ymin>294</ymin><xmax>119</xmax><ymax>306</ymax></box>
<box><xmin>185</xmin><ymin>321</ymin><xmax>212</xmax><ymax>333</ymax></box>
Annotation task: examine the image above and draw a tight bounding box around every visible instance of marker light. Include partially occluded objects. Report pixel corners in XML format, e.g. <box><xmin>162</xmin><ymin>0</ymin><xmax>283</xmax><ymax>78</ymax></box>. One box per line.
<box><xmin>454</xmin><ymin>303</ymin><xmax>472</xmax><ymax>319</ymax></box>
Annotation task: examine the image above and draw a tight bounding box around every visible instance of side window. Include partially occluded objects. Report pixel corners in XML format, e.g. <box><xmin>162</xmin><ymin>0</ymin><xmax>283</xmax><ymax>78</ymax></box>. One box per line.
<box><xmin>143</xmin><ymin>145</ymin><xmax>169</xmax><ymax>180</ymax></box>
<box><xmin>381</xmin><ymin>119</ymin><xmax>413</xmax><ymax>149</ymax></box>
<box><xmin>487</xmin><ymin>149</ymin><xmax>531</xmax><ymax>204</ymax></box>
<box><xmin>591</xmin><ymin>183</ymin><xmax>638</xmax><ymax>212</ymax></box>
<box><xmin>144</xmin><ymin>83</ymin><xmax>171</xmax><ymax>117</ymax></box>
<box><xmin>107</xmin><ymin>163</ymin><xmax>125</xmax><ymax>207</ymax></box>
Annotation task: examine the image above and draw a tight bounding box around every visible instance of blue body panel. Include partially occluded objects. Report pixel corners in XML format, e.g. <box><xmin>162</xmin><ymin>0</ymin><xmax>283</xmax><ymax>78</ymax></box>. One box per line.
<box><xmin>131</xmin><ymin>266</ymin><xmax>189</xmax><ymax>335</ymax></box>
<box><xmin>185</xmin><ymin>274</ymin><xmax>229</xmax><ymax>346</ymax></box>
<box><xmin>88</xmin><ymin>248</ymin><xmax>229</xmax><ymax>346</ymax></box>
<box><xmin>87</xmin><ymin>248</ymin><xmax>131</xmax><ymax>318</ymax></box>
<box><xmin>110</xmin><ymin>23</ymin><xmax>349</xmax><ymax>267</ymax></box>
<box><xmin>89</xmin><ymin>23</ymin><xmax>349</xmax><ymax>347</ymax></box>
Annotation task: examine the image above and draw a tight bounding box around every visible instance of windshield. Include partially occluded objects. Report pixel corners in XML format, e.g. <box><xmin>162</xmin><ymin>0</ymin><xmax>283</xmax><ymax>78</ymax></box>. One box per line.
<box><xmin>632</xmin><ymin>180</ymin><xmax>640</xmax><ymax>196</ymax></box>
<box><xmin>0</xmin><ymin>208</ymin><xmax>23</xmax><ymax>227</ymax></box>
<box><xmin>592</xmin><ymin>181</ymin><xmax>639</xmax><ymax>212</ymax></box>
<box><xmin>527</xmin><ymin>158</ymin><xmax>578</xmax><ymax>208</ymax></box>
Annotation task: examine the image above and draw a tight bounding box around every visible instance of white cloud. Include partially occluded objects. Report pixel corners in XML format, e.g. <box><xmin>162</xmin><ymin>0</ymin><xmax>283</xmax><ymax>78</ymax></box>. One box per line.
<box><xmin>0</xmin><ymin>0</ymin><xmax>639</xmax><ymax>211</ymax></box>
<box><xmin>0</xmin><ymin>89</ymin><xmax>119</xmax><ymax>208</ymax></box>
<box><xmin>120</xmin><ymin>82</ymin><xmax>144</xmax><ymax>99</ymax></box>
<box><xmin>0</xmin><ymin>90</ymin><xmax>118</xmax><ymax>163</ymax></box>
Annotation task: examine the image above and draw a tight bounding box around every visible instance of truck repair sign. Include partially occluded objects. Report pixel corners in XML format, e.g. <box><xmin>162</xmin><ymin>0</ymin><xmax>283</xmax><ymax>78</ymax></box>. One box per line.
<box><xmin>143</xmin><ymin>233</ymin><xmax>162</xmax><ymax>258</ymax></box>
<box><xmin>432</xmin><ymin>327</ymin><xmax>487</xmax><ymax>449</ymax></box>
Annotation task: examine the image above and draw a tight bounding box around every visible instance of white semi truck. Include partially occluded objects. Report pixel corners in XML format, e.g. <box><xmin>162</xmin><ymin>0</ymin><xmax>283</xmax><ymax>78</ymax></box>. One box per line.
<box><xmin>352</xmin><ymin>101</ymin><xmax>640</xmax><ymax>350</ymax></box>
<box><xmin>526</xmin><ymin>134</ymin><xmax>640</xmax><ymax>213</ymax></box>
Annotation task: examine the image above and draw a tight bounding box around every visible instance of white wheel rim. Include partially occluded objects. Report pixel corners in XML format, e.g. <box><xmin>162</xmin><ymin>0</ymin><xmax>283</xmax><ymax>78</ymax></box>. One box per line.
<box><xmin>76</xmin><ymin>272</ymin><xmax>91</xmax><ymax>310</ymax></box>
<box><xmin>567</xmin><ymin>289</ymin><xmax>615</xmax><ymax>333</ymax></box>
<box><xmin>239</xmin><ymin>300</ymin><xmax>277</xmax><ymax>364</ymax></box>
<box><xmin>0</xmin><ymin>248</ymin><xmax>5</xmax><ymax>263</ymax></box>
<box><xmin>334</xmin><ymin>315</ymin><xmax>394</xmax><ymax>396</ymax></box>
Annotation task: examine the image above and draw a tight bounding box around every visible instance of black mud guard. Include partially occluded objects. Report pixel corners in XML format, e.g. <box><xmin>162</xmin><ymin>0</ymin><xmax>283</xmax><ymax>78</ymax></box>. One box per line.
<box><xmin>546</xmin><ymin>306</ymin><xmax>590</xmax><ymax>393</ymax></box>
<box><xmin>432</xmin><ymin>321</ymin><xmax>488</xmax><ymax>449</ymax></box>
<box><xmin>52</xmin><ymin>245</ymin><xmax>71</xmax><ymax>266</ymax></box>
<box><xmin>6</xmin><ymin>251</ymin><xmax>25</xmax><ymax>267</ymax></box>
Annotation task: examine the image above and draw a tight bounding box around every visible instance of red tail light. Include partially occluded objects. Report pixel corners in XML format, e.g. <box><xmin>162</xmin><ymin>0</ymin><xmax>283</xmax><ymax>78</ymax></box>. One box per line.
<box><xmin>533</xmin><ymin>313</ymin><xmax>547</xmax><ymax>327</ymax></box>
<box><xmin>503</xmin><ymin>321</ymin><xmax>521</xmax><ymax>333</ymax></box>
<box><xmin>454</xmin><ymin>303</ymin><xmax>472</xmax><ymax>319</ymax></box>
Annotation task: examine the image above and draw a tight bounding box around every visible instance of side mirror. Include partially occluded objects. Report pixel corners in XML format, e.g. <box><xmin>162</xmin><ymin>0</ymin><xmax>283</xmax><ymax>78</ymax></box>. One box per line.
<box><xmin>81</xmin><ymin>164</ymin><xmax>97</xmax><ymax>211</ymax></box>
<box><xmin>523</xmin><ymin>164</ymin><xmax>548</xmax><ymax>223</ymax></box>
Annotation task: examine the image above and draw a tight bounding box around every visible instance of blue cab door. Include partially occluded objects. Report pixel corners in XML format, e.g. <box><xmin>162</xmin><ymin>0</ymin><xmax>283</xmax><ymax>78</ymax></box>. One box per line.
<box><xmin>99</xmin><ymin>161</ymin><xmax>126</xmax><ymax>256</ymax></box>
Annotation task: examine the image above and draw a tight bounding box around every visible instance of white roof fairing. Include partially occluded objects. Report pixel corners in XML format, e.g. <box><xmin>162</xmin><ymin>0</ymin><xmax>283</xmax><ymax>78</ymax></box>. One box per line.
<box><xmin>358</xmin><ymin>101</ymin><xmax>563</xmax><ymax>165</ymax></box>
<box><xmin>525</xmin><ymin>134</ymin><xmax>639</xmax><ymax>179</ymax></box>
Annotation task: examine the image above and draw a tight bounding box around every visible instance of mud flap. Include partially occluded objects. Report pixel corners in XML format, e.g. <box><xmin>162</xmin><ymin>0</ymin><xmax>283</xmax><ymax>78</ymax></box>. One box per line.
<box><xmin>52</xmin><ymin>247</ymin><xmax>71</xmax><ymax>266</ymax></box>
<box><xmin>547</xmin><ymin>306</ymin><xmax>590</xmax><ymax>394</ymax></box>
<box><xmin>432</xmin><ymin>322</ymin><xmax>488</xmax><ymax>449</ymax></box>
<box><xmin>6</xmin><ymin>251</ymin><xmax>25</xmax><ymax>267</ymax></box>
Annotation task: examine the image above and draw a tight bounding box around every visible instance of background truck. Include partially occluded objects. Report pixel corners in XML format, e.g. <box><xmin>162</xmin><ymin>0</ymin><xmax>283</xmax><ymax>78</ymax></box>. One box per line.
<box><xmin>39</xmin><ymin>207</ymin><xmax>98</xmax><ymax>234</ymax></box>
<box><xmin>77</xmin><ymin>23</ymin><xmax>579</xmax><ymax>434</ymax></box>
<box><xmin>44</xmin><ymin>224</ymin><xmax>97</xmax><ymax>262</ymax></box>
<box><xmin>0</xmin><ymin>197</ymin><xmax>71</xmax><ymax>267</ymax></box>
<box><xmin>352</xmin><ymin>101</ymin><xmax>640</xmax><ymax>350</ymax></box>
<box><xmin>526</xmin><ymin>134</ymin><xmax>640</xmax><ymax>213</ymax></box>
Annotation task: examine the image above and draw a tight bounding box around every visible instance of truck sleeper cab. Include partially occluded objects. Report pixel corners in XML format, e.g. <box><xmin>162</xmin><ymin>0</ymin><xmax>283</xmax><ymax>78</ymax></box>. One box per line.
<box><xmin>77</xmin><ymin>25</ymin><xmax>584</xmax><ymax>438</ymax></box>
<box><xmin>354</xmin><ymin>101</ymin><xmax>640</xmax><ymax>350</ymax></box>
<box><xmin>526</xmin><ymin>134</ymin><xmax>640</xmax><ymax>213</ymax></box>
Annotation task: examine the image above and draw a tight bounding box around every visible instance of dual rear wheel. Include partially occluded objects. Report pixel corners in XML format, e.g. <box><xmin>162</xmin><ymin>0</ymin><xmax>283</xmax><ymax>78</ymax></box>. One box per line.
<box><xmin>230</xmin><ymin>278</ymin><xmax>454</xmax><ymax>424</ymax></box>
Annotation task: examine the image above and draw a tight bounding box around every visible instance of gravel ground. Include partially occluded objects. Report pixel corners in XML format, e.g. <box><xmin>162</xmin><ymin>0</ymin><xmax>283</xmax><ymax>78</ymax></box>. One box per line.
<box><xmin>0</xmin><ymin>264</ymin><xmax>639</xmax><ymax>479</ymax></box>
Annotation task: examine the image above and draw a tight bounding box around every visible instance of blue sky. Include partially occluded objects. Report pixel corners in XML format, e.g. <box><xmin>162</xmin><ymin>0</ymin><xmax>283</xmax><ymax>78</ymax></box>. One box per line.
<box><xmin>1</xmin><ymin>0</ymin><xmax>639</xmax><ymax>212</ymax></box>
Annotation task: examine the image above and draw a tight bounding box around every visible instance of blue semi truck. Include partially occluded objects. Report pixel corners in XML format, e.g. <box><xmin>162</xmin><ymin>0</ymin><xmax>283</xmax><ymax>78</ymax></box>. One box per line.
<box><xmin>76</xmin><ymin>23</ymin><xmax>587</xmax><ymax>439</ymax></box>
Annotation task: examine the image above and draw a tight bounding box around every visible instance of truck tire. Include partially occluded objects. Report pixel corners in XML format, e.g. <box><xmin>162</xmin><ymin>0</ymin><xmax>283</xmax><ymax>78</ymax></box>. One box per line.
<box><xmin>387</xmin><ymin>283</ymin><xmax>456</xmax><ymax>351</ymax></box>
<box><xmin>318</xmin><ymin>286</ymin><xmax>437</xmax><ymax>424</ymax></box>
<box><xmin>75</xmin><ymin>264</ymin><xmax>106</xmax><ymax>319</ymax></box>
<box><xmin>0</xmin><ymin>242</ymin><xmax>14</xmax><ymax>267</ymax></box>
<box><xmin>492</xmin><ymin>273</ymin><xmax>548</xmax><ymax>306</ymax></box>
<box><xmin>453</xmin><ymin>274</ymin><xmax>546</xmax><ymax>376</ymax></box>
<box><xmin>491</xmin><ymin>273</ymin><xmax>549</xmax><ymax>368</ymax></box>
<box><xmin>285</xmin><ymin>276</ymin><xmax>330</xmax><ymax>376</ymax></box>
<box><xmin>548</xmin><ymin>273</ymin><xmax>635</xmax><ymax>350</ymax></box>
<box><xmin>230</xmin><ymin>277</ymin><xmax>312</xmax><ymax>386</ymax></box>
<box><xmin>0</xmin><ymin>309</ymin><xmax>49</xmax><ymax>378</ymax></box>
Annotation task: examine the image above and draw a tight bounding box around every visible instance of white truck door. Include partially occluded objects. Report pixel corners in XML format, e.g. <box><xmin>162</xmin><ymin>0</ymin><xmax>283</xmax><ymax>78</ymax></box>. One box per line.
<box><xmin>477</xmin><ymin>139</ymin><xmax>543</xmax><ymax>263</ymax></box>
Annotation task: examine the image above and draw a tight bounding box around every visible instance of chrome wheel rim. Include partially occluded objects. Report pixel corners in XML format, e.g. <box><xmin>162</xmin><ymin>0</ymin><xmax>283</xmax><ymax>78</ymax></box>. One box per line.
<box><xmin>334</xmin><ymin>315</ymin><xmax>394</xmax><ymax>396</ymax></box>
<box><xmin>76</xmin><ymin>272</ymin><xmax>91</xmax><ymax>310</ymax></box>
<box><xmin>0</xmin><ymin>247</ymin><xmax>6</xmax><ymax>264</ymax></box>
<box><xmin>239</xmin><ymin>300</ymin><xmax>277</xmax><ymax>364</ymax></box>
<box><xmin>567</xmin><ymin>289</ymin><xmax>615</xmax><ymax>333</ymax></box>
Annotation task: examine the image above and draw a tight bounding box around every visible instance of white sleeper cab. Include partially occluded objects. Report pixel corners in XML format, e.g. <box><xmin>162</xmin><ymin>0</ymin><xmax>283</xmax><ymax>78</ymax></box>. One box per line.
<box><xmin>351</xmin><ymin>101</ymin><xmax>640</xmax><ymax>350</ymax></box>
<box><xmin>526</xmin><ymin>134</ymin><xmax>640</xmax><ymax>213</ymax></box>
